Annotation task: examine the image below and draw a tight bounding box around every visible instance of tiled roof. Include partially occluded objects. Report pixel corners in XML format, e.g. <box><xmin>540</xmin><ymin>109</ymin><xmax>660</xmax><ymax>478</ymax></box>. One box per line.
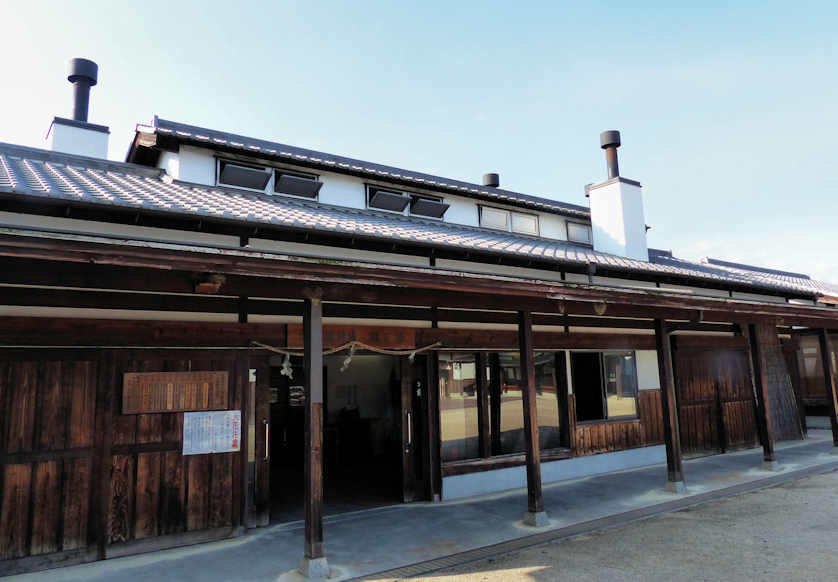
<box><xmin>139</xmin><ymin>117</ymin><xmax>591</xmax><ymax>219</ymax></box>
<box><xmin>0</xmin><ymin>142</ymin><xmax>835</xmax><ymax>300</ymax></box>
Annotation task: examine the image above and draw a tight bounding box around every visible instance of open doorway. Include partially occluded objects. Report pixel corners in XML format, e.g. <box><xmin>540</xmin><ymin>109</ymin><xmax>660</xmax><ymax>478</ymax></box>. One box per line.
<box><xmin>268</xmin><ymin>354</ymin><xmax>407</xmax><ymax>523</ymax></box>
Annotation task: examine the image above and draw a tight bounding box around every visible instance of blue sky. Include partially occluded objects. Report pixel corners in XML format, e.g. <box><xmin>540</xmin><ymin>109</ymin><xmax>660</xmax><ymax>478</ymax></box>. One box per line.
<box><xmin>2</xmin><ymin>1</ymin><xmax>836</xmax><ymax>282</ymax></box>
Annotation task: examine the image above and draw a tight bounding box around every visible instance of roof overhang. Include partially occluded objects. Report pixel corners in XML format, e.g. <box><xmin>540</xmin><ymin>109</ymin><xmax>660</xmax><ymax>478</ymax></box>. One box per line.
<box><xmin>0</xmin><ymin>228</ymin><xmax>835</xmax><ymax>329</ymax></box>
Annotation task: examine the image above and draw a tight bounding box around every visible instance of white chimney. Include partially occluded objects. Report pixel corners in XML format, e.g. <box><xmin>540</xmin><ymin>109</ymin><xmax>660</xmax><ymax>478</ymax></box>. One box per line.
<box><xmin>46</xmin><ymin>58</ymin><xmax>109</xmax><ymax>159</ymax></box>
<box><xmin>587</xmin><ymin>131</ymin><xmax>649</xmax><ymax>261</ymax></box>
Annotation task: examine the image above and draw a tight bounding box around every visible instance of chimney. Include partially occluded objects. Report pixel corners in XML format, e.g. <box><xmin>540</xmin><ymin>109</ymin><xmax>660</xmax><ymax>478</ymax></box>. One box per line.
<box><xmin>482</xmin><ymin>173</ymin><xmax>500</xmax><ymax>188</ymax></box>
<box><xmin>586</xmin><ymin>130</ymin><xmax>649</xmax><ymax>261</ymax></box>
<box><xmin>46</xmin><ymin>58</ymin><xmax>110</xmax><ymax>159</ymax></box>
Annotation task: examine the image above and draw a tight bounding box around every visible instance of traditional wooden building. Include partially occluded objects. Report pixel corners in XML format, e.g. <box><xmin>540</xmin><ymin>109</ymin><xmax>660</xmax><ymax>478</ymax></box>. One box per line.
<box><xmin>0</xmin><ymin>59</ymin><xmax>837</xmax><ymax>577</ymax></box>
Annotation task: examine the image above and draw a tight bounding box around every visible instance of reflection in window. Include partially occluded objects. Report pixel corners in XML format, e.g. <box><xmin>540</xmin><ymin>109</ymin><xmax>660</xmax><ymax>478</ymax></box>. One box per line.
<box><xmin>496</xmin><ymin>353</ymin><xmax>526</xmax><ymax>455</ymax></box>
<box><xmin>572</xmin><ymin>351</ymin><xmax>639</xmax><ymax>422</ymax></box>
<box><xmin>603</xmin><ymin>353</ymin><xmax>638</xmax><ymax>418</ymax></box>
<box><xmin>493</xmin><ymin>352</ymin><xmax>561</xmax><ymax>453</ymax></box>
<box><xmin>438</xmin><ymin>353</ymin><xmax>479</xmax><ymax>462</ymax></box>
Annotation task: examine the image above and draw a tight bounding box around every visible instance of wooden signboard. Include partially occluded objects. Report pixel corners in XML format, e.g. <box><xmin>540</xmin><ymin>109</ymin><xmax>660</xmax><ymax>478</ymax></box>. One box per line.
<box><xmin>122</xmin><ymin>371</ymin><xmax>229</xmax><ymax>414</ymax></box>
<box><xmin>286</xmin><ymin>324</ymin><xmax>416</xmax><ymax>349</ymax></box>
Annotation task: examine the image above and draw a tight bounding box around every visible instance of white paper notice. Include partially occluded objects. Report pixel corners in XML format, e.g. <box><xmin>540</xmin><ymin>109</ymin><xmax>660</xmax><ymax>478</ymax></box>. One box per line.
<box><xmin>182</xmin><ymin>410</ymin><xmax>242</xmax><ymax>455</ymax></box>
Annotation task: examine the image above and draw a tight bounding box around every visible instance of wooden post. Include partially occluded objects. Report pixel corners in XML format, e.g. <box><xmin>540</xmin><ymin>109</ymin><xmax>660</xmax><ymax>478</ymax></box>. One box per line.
<box><xmin>817</xmin><ymin>329</ymin><xmax>838</xmax><ymax>448</ymax></box>
<box><xmin>746</xmin><ymin>323</ymin><xmax>778</xmax><ymax>469</ymax></box>
<box><xmin>653</xmin><ymin>319</ymin><xmax>686</xmax><ymax>492</ymax></box>
<box><xmin>518</xmin><ymin>311</ymin><xmax>548</xmax><ymax>526</ymax></box>
<box><xmin>300</xmin><ymin>295</ymin><xmax>329</xmax><ymax>578</ymax></box>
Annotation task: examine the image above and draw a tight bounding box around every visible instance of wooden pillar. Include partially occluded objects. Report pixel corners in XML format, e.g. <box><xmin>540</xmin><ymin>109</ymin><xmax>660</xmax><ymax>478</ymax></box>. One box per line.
<box><xmin>746</xmin><ymin>323</ymin><xmax>777</xmax><ymax>468</ymax></box>
<box><xmin>476</xmin><ymin>352</ymin><xmax>491</xmax><ymax>458</ymax></box>
<box><xmin>518</xmin><ymin>311</ymin><xmax>548</xmax><ymax>526</ymax></box>
<box><xmin>301</xmin><ymin>296</ymin><xmax>329</xmax><ymax>578</ymax></box>
<box><xmin>817</xmin><ymin>329</ymin><xmax>838</xmax><ymax>448</ymax></box>
<box><xmin>653</xmin><ymin>319</ymin><xmax>686</xmax><ymax>492</ymax></box>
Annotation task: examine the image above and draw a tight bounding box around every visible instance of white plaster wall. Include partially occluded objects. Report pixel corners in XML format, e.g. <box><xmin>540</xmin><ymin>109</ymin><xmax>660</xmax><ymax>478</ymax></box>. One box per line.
<box><xmin>177</xmin><ymin>145</ymin><xmax>216</xmax><ymax>185</ymax></box>
<box><xmin>248</xmin><ymin>238</ymin><xmax>430</xmax><ymax>267</ymax></box>
<box><xmin>159</xmin><ymin>151</ymin><xmax>180</xmax><ymax>179</ymax></box>
<box><xmin>48</xmin><ymin>122</ymin><xmax>109</xmax><ymax>159</ymax></box>
<box><xmin>0</xmin><ymin>211</ymin><xmax>240</xmax><ymax>246</ymax></box>
<box><xmin>443</xmin><ymin>195</ymin><xmax>480</xmax><ymax>227</ymax></box>
<box><xmin>442</xmin><ymin>445</ymin><xmax>666</xmax><ymax>500</ymax></box>
<box><xmin>636</xmin><ymin>350</ymin><xmax>661</xmax><ymax>390</ymax></box>
<box><xmin>318</xmin><ymin>172</ymin><xmax>366</xmax><ymax>209</ymax></box>
<box><xmin>588</xmin><ymin>180</ymin><xmax>648</xmax><ymax>261</ymax></box>
<box><xmin>539</xmin><ymin>215</ymin><xmax>568</xmax><ymax>241</ymax></box>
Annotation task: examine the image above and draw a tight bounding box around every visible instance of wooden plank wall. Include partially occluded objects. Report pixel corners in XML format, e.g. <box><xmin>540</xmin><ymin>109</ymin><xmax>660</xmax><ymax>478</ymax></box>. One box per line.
<box><xmin>674</xmin><ymin>348</ymin><xmax>758</xmax><ymax>455</ymax></box>
<box><xmin>0</xmin><ymin>350</ymin><xmax>245</xmax><ymax>576</ymax></box>
<box><xmin>568</xmin><ymin>390</ymin><xmax>662</xmax><ymax>457</ymax></box>
<box><xmin>107</xmin><ymin>353</ymin><xmax>241</xmax><ymax>552</ymax></box>
<box><xmin>0</xmin><ymin>357</ymin><xmax>98</xmax><ymax>570</ymax></box>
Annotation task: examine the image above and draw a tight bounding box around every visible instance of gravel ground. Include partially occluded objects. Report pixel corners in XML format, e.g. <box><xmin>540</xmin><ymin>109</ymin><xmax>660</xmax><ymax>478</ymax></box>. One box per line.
<box><xmin>376</xmin><ymin>469</ymin><xmax>838</xmax><ymax>582</ymax></box>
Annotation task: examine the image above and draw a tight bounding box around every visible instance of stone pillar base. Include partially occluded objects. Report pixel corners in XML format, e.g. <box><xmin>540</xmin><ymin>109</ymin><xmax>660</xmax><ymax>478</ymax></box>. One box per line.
<box><xmin>761</xmin><ymin>460</ymin><xmax>781</xmax><ymax>472</ymax></box>
<box><xmin>830</xmin><ymin>445</ymin><xmax>838</xmax><ymax>455</ymax></box>
<box><xmin>523</xmin><ymin>510</ymin><xmax>550</xmax><ymax>527</ymax></box>
<box><xmin>299</xmin><ymin>556</ymin><xmax>330</xmax><ymax>580</ymax></box>
<box><xmin>665</xmin><ymin>480</ymin><xmax>687</xmax><ymax>494</ymax></box>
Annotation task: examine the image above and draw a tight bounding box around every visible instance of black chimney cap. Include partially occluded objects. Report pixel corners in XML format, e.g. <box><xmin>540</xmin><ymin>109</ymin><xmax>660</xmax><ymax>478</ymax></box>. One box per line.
<box><xmin>68</xmin><ymin>58</ymin><xmax>98</xmax><ymax>86</ymax></box>
<box><xmin>483</xmin><ymin>173</ymin><xmax>500</xmax><ymax>188</ymax></box>
<box><xmin>600</xmin><ymin>130</ymin><xmax>620</xmax><ymax>149</ymax></box>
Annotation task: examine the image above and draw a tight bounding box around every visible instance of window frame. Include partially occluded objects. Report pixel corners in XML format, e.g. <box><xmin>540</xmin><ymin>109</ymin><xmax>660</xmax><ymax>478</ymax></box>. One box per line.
<box><xmin>365</xmin><ymin>184</ymin><xmax>448</xmax><ymax>219</ymax></box>
<box><xmin>571</xmin><ymin>350</ymin><xmax>640</xmax><ymax>424</ymax></box>
<box><xmin>215</xmin><ymin>157</ymin><xmax>323</xmax><ymax>201</ymax></box>
<box><xmin>437</xmin><ymin>350</ymin><xmax>571</xmax><ymax>471</ymax></box>
<box><xmin>478</xmin><ymin>204</ymin><xmax>540</xmax><ymax>236</ymax></box>
<box><xmin>216</xmin><ymin>159</ymin><xmax>272</xmax><ymax>193</ymax></box>
<box><xmin>566</xmin><ymin>221</ymin><xmax>594</xmax><ymax>246</ymax></box>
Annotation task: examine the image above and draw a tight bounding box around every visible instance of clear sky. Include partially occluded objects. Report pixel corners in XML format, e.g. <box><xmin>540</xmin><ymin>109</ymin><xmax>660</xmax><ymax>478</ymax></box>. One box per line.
<box><xmin>2</xmin><ymin>1</ymin><xmax>836</xmax><ymax>283</ymax></box>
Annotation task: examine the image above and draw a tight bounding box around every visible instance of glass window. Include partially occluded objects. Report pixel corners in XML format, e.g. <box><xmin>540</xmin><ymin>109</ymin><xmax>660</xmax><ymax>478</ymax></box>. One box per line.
<box><xmin>567</xmin><ymin>222</ymin><xmax>593</xmax><ymax>245</ymax></box>
<box><xmin>571</xmin><ymin>351</ymin><xmax>638</xmax><ymax>422</ymax></box>
<box><xmin>493</xmin><ymin>352</ymin><xmax>562</xmax><ymax>453</ymax></box>
<box><xmin>534</xmin><ymin>353</ymin><xmax>562</xmax><ymax>450</ymax></box>
<box><xmin>511</xmin><ymin>212</ymin><xmax>539</xmax><ymax>236</ymax></box>
<box><xmin>438</xmin><ymin>353</ymin><xmax>479</xmax><ymax>462</ymax></box>
<box><xmin>495</xmin><ymin>353</ymin><xmax>526</xmax><ymax>455</ymax></box>
<box><xmin>603</xmin><ymin>353</ymin><xmax>638</xmax><ymax>419</ymax></box>
<box><xmin>480</xmin><ymin>206</ymin><xmax>510</xmax><ymax>230</ymax></box>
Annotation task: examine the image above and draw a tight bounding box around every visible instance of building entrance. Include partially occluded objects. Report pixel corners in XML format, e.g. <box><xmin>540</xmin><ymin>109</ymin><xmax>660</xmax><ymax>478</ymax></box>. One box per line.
<box><xmin>269</xmin><ymin>354</ymin><xmax>418</xmax><ymax>523</ymax></box>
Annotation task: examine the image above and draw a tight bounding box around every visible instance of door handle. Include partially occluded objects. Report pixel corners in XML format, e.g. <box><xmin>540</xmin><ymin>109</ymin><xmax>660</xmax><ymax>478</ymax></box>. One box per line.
<box><xmin>406</xmin><ymin>410</ymin><xmax>412</xmax><ymax>446</ymax></box>
<box><xmin>263</xmin><ymin>419</ymin><xmax>269</xmax><ymax>462</ymax></box>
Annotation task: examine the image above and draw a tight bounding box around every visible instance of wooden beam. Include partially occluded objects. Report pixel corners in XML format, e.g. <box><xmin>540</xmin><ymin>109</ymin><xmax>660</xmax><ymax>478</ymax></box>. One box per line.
<box><xmin>653</xmin><ymin>319</ymin><xmax>686</xmax><ymax>491</ymax></box>
<box><xmin>416</xmin><ymin>329</ymin><xmax>656</xmax><ymax>351</ymax></box>
<box><xmin>817</xmin><ymin>328</ymin><xmax>838</xmax><ymax>447</ymax></box>
<box><xmin>746</xmin><ymin>323</ymin><xmax>777</xmax><ymax>465</ymax></box>
<box><xmin>0</xmin><ymin>237</ymin><xmax>836</xmax><ymax>326</ymax></box>
<box><xmin>489</xmin><ymin>353</ymin><xmax>502</xmax><ymax>456</ymax></box>
<box><xmin>0</xmin><ymin>317</ymin><xmax>287</xmax><ymax>347</ymax></box>
<box><xmin>518</xmin><ymin>311</ymin><xmax>547</xmax><ymax>526</ymax></box>
<box><xmin>303</xmin><ymin>297</ymin><xmax>325</xmax><ymax>565</ymax></box>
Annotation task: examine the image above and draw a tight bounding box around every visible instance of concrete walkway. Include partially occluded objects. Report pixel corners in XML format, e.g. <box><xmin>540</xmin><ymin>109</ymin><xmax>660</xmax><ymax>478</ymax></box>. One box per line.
<box><xmin>12</xmin><ymin>431</ymin><xmax>838</xmax><ymax>582</ymax></box>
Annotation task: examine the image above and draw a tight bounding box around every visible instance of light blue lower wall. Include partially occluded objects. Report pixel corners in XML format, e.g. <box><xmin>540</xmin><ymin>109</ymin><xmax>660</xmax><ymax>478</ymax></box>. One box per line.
<box><xmin>442</xmin><ymin>445</ymin><xmax>667</xmax><ymax>500</ymax></box>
